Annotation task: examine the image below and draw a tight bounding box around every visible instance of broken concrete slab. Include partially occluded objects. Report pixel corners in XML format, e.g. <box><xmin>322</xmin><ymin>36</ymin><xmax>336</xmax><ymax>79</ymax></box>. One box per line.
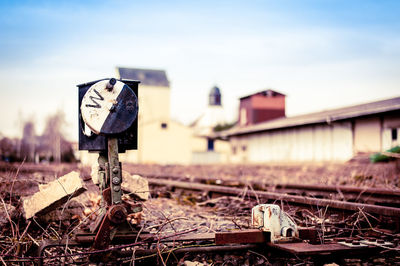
<box><xmin>23</xmin><ymin>171</ymin><xmax>86</xmax><ymax>219</ymax></box>
<box><xmin>122</xmin><ymin>171</ymin><xmax>149</xmax><ymax>201</ymax></box>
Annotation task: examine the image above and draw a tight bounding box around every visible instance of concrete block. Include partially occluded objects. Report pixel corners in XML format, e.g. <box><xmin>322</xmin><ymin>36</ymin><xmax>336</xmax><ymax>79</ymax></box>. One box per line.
<box><xmin>23</xmin><ymin>171</ymin><xmax>86</xmax><ymax>219</ymax></box>
<box><xmin>122</xmin><ymin>171</ymin><xmax>149</xmax><ymax>201</ymax></box>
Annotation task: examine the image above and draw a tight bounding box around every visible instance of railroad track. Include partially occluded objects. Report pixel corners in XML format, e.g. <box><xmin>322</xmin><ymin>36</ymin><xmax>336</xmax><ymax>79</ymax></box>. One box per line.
<box><xmin>32</xmin><ymin>175</ymin><xmax>400</xmax><ymax>265</ymax></box>
<box><xmin>142</xmin><ymin>173</ymin><xmax>400</xmax><ymax>205</ymax></box>
<box><xmin>147</xmin><ymin>177</ymin><xmax>400</xmax><ymax>218</ymax></box>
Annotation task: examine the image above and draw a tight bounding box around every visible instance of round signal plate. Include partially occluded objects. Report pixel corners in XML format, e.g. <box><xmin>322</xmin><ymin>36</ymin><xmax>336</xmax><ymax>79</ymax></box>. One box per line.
<box><xmin>81</xmin><ymin>79</ymin><xmax>138</xmax><ymax>135</ymax></box>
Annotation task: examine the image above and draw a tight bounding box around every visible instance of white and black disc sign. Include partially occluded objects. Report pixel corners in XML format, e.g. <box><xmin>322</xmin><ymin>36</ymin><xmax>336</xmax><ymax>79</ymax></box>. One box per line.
<box><xmin>81</xmin><ymin>79</ymin><xmax>138</xmax><ymax>135</ymax></box>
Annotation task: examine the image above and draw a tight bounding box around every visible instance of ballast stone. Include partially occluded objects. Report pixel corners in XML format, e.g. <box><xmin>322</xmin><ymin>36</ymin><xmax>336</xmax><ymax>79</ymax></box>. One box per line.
<box><xmin>121</xmin><ymin>171</ymin><xmax>149</xmax><ymax>201</ymax></box>
<box><xmin>0</xmin><ymin>203</ymin><xmax>17</xmax><ymax>227</ymax></box>
<box><xmin>23</xmin><ymin>171</ymin><xmax>86</xmax><ymax>219</ymax></box>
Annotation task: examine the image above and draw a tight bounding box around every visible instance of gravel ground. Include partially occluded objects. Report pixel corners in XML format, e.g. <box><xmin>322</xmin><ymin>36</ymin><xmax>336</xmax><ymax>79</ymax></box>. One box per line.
<box><xmin>0</xmin><ymin>161</ymin><xmax>399</xmax><ymax>265</ymax></box>
<box><xmin>124</xmin><ymin>160</ymin><xmax>400</xmax><ymax>189</ymax></box>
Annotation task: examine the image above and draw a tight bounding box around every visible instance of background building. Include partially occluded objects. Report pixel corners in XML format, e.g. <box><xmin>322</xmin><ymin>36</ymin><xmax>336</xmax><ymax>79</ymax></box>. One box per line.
<box><xmin>224</xmin><ymin>94</ymin><xmax>400</xmax><ymax>163</ymax></box>
<box><xmin>117</xmin><ymin>67</ymin><xmax>193</xmax><ymax>164</ymax></box>
<box><xmin>239</xmin><ymin>89</ymin><xmax>286</xmax><ymax>126</ymax></box>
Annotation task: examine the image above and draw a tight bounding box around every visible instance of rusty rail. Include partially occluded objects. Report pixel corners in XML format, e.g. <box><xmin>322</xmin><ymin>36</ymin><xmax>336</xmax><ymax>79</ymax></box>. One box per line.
<box><xmin>148</xmin><ymin>178</ymin><xmax>400</xmax><ymax>217</ymax></box>
<box><xmin>118</xmin><ymin>244</ymin><xmax>259</xmax><ymax>258</ymax></box>
<box><xmin>143</xmin><ymin>173</ymin><xmax>400</xmax><ymax>202</ymax></box>
<box><xmin>274</xmin><ymin>183</ymin><xmax>400</xmax><ymax>197</ymax></box>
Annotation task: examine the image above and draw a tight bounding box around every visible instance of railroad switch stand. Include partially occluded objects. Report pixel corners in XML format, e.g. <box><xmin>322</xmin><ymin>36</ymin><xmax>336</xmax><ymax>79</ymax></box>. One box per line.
<box><xmin>77</xmin><ymin>78</ymin><xmax>140</xmax><ymax>260</ymax></box>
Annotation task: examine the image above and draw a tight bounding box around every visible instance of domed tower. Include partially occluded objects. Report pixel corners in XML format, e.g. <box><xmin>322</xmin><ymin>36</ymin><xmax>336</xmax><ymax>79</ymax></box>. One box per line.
<box><xmin>209</xmin><ymin>86</ymin><xmax>221</xmax><ymax>106</ymax></box>
<box><xmin>191</xmin><ymin>85</ymin><xmax>227</xmax><ymax>136</ymax></box>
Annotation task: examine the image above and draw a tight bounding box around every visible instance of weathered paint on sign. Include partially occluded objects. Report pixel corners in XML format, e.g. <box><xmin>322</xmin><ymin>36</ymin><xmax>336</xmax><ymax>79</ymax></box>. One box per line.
<box><xmin>81</xmin><ymin>79</ymin><xmax>138</xmax><ymax>135</ymax></box>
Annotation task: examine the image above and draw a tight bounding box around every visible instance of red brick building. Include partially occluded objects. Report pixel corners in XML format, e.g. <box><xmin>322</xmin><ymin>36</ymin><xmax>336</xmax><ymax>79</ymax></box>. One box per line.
<box><xmin>239</xmin><ymin>90</ymin><xmax>286</xmax><ymax>126</ymax></box>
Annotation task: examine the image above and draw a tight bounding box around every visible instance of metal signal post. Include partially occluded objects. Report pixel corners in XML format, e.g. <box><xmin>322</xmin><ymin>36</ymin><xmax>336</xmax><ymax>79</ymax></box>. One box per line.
<box><xmin>77</xmin><ymin>78</ymin><xmax>140</xmax><ymax>259</ymax></box>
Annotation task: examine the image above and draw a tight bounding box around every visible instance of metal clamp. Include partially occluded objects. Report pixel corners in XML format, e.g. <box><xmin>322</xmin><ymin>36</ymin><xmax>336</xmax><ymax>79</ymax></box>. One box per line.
<box><xmin>251</xmin><ymin>204</ymin><xmax>298</xmax><ymax>243</ymax></box>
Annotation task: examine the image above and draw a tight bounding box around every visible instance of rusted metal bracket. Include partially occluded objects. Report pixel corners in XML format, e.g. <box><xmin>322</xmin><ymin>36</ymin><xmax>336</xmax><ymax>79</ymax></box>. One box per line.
<box><xmin>215</xmin><ymin>229</ymin><xmax>268</xmax><ymax>245</ymax></box>
<box><xmin>213</xmin><ymin>227</ymin><xmax>384</xmax><ymax>257</ymax></box>
<box><xmin>98</xmin><ymin>152</ymin><xmax>108</xmax><ymax>192</ymax></box>
<box><xmin>108</xmin><ymin>138</ymin><xmax>122</xmax><ymax>205</ymax></box>
<box><xmin>93</xmin><ymin>205</ymin><xmax>127</xmax><ymax>249</ymax></box>
<box><xmin>90</xmin><ymin>138</ymin><xmax>126</xmax><ymax>257</ymax></box>
<box><xmin>252</xmin><ymin>204</ymin><xmax>298</xmax><ymax>243</ymax></box>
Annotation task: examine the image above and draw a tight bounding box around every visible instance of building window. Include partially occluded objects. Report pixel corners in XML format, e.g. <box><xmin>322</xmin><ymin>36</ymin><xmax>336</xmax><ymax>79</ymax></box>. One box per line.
<box><xmin>242</xmin><ymin>145</ymin><xmax>247</xmax><ymax>152</ymax></box>
<box><xmin>207</xmin><ymin>139</ymin><xmax>214</xmax><ymax>151</ymax></box>
<box><xmin>161</xmin><ymin>123</ymin><xmax>168</xmax><ymax>129</ymax></box>
<box><xmin>232</xmin><ymin>146</ymin><xmax>237</xmax><ymax>154</ymax></box>
<box><xmin>392</xmin><ymin>128</ymin><xmax>398</xmax><ymax>141</ymax></box>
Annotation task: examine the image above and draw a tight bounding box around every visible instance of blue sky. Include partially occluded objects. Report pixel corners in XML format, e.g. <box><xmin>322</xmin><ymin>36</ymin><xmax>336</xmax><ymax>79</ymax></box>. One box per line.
<box><xmin>0</xmin><ymin>0</ymin><xmax>399</xmax><ymax>139</ymax></box>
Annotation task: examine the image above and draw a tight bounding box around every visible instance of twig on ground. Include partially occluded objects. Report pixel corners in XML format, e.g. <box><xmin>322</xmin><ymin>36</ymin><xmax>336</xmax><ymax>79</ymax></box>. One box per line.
<box><xmin>57</xmin><ymin>176</ymin><xmax>80</xmax><ymax>231</ymax></box>
<box><xmin>358</xmin><ymin>207</ymin><xmax>396</xmax><ymax>237</ymax></box>
<box><xmin>0</xmin><ymin>197</ymin><xmax>15</xmax><ymax>238</ymax></box>
<box><xmin>9</xmin><ymin>159</ymin><xmax>25</xmax><ymax>206</ymax></box>
<box><xmin>248</xmin><ymin>249</ymin><xmax>270</xmax><ymax>264</ymax></box>
<box><xmin>67</xmin><ymin>206</ymin><xmax>101</xmax><ymax>235</ymax></box>
<box><xmin>2</xmin><ymin>220</ymin><xmax>31</xmax><ymax>256</ymax></box>
<box><xmin>0</xmin><ymin>255</ymin><xmax>7</xmax><ymax>266</ymax></box>
<box><xmin>146</xmin><ymin>217</ymin><xmax>189</xmax><ymax>231</ymax></box>
<box><xmin>32</xmin><ymin>217</ymin><xmax>51</xmax><ymax>238</ymax></box>
<box><xmin>246</xmin><ymin>182</ymin><xmax>260</xmax><ymax>205</ymax></box>
<box><xmin>231</xmin><ymin>218</ymin><xmax>242</xmax><ymax>230</ymax></box>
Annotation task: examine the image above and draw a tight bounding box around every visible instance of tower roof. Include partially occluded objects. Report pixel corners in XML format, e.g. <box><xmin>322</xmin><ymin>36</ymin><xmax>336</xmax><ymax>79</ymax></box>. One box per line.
<box><xmin>240</xmin><ymin>89</ymin><xmax>285</xmax><ymax>100</ymax></box>
<box><xmin>209</xmin><ymin>85</ymin><xmax>222</xmax><ymax>106</ymax></box>
<box><xmin>209</xmin><ymin>86</ymin><xmax>221</xmax><ymax>96</ymax></box>
<box><xmin>117</xmin><ymin>67</ymin><xmax>170</xmax><ymax>87</ymax></box>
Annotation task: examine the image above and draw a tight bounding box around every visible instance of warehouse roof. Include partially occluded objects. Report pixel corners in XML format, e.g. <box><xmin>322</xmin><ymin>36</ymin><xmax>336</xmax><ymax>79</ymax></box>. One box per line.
<box><xmin>223</xmin><ymin>96</ymin><xmax>400</xmax><ymax>137</ymax></box>
<box><xmin>117</xmin><ymin>67</ymin><xmax>169</xmax><ymax>87</ymax></box>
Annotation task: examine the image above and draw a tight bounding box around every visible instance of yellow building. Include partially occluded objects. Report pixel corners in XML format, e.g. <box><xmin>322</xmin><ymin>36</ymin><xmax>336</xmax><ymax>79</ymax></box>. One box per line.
<box><xmin>116</xmin><ymin>67</ymin><xmax>193</xmax><ymax>164</ymax></box>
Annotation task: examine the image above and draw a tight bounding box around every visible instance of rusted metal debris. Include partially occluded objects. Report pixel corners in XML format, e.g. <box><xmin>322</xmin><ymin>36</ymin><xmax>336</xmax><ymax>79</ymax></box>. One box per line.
<box><xmin>269</xmin><ymin>242</ymin><xmax>380</xmax><ymax>256</ymax></box>
<box><xmin>34</xmin><ymin>226</ymin><xmax>396</xmax><ymax>265</ymax></box>
<box><xmin>148</xmin><ymin>178</ymin><xmax>400</xmax><ymax>217</ymax></box>
<box><xmin>215</xmin><ymin>229</ymin><xmax>268</xmax><ymax>245</ymax></box>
